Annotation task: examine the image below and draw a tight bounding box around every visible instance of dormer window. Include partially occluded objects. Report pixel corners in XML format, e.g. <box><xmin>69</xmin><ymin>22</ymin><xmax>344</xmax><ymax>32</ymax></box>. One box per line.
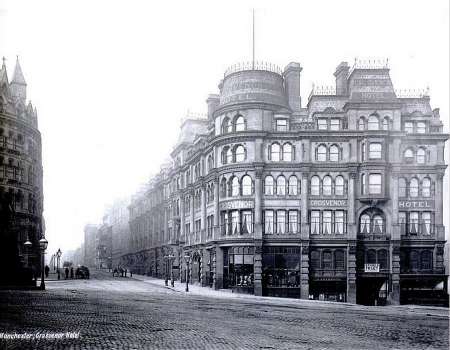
<box><xmin>330</xmin><ymin>119</ymin><xmax>340</xmax><ymax>131</ymax></box>
<box><xmin>317</xmin><ymin>119</ymin><xmax>328</xmax><ymax>130</ymax></box>
<box><xmin>276</xmin><ymin>119</ymin><xmax>288</xmax><ymax>131</ymax></box>
<box><xmin>416</xmin><ymin>122</ymin><xmax>426</xmax><ymax>134</ymax></box>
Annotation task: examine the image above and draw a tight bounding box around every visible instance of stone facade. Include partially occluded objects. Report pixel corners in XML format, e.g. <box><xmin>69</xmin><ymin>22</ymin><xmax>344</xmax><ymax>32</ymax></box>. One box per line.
<box><xmin>84</xmin><ymin>224</ymin><xmax>98</xmax><ymax>268</ymax></box>
<box><xmin>0</xmin><ymin>57</ymin><xmax>44</xmax><ymax>286</ymax></box>
<box><xmin>125</xmin><ymin>59</ymin><xmax>448</xmax><ymax>306</ymax></box>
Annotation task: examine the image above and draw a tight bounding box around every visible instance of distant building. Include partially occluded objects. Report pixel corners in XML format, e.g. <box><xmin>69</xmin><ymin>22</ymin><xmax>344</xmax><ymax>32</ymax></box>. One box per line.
<box><xmin>125</xmin><ymin>59</ymin><xmax>448</xmax><ymax>306</ymax></box>
<box><xmin>84</xmin><ymin>224</ymin><xmax>98</xmax><ymax>268</ymax></box>
<box><xmin>0</xmin><ymin>57</ymin><xmax>44</xmax><ymax>287</ymax></box>
<box><xmin>107</xmin><ymin>198</ymin><xmax>131</xmax><ymax>268</ymax></box>
<box><xmin>96</xmin><ymin>217</ymin><xmax>112</xmax><ymax>269</ymax></box>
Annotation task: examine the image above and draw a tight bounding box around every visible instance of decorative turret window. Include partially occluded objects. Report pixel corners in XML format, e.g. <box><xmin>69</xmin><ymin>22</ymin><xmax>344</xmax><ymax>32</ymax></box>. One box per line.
<box><xmin>234</xmin><ymin>115</ymin><xmax>245</xmax><ymax>132</ymax></box>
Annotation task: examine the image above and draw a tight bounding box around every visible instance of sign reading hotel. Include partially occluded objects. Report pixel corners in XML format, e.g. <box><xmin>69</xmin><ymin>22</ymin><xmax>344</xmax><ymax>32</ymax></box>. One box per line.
<box><xmin>309</xmin><ymin>199</ymin><xmax>347</xmax><ymax>207</ymax></box>
<box><xmin>398</xmin><ymin>200</ymin><xmax>434</xmax><ymax>209</ymax></box>
<box><xmin>220</xmin><ymin>200</ymin><xmax>254</xmax><ymax>211</ymax></box>
<box><xmin>364</xmin><ymin>264</ymin><xmax>380</xmax><ymax>273</ymax></box>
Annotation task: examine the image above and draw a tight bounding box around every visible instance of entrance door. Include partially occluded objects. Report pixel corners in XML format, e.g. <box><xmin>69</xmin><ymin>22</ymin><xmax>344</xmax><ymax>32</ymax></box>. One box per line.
<box><xmin>357</xmin><ymin>277</ymin><xmax>388</xmax><ymax>305</ymax></box>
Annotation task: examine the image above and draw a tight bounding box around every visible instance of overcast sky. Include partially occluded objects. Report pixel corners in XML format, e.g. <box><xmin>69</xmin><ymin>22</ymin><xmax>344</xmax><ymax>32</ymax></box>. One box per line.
<box><xmin>0</xmin><ymin>0</ymin><xmax>449</xmax><ymax>256</ymax></box>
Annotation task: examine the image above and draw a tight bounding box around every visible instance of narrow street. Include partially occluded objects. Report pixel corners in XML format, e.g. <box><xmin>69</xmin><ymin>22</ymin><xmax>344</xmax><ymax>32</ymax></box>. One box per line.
<box><xmin>0</xmin><ymin>270</ymin><xmax>448</xmax><ymax>349</ymax></box>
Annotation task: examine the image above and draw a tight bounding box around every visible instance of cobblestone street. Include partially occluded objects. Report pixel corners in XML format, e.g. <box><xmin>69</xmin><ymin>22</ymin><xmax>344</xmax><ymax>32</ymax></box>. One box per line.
<box><xmin>0</xmin><ymin>270</ymin><xmax>448</xmax><ymax>350</ymax></box>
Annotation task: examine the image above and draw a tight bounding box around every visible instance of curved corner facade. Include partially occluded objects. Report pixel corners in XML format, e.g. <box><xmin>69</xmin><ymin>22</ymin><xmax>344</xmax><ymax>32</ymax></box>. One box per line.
<box><xmin>124</xmin><ymin>60</ymin><xmax>448</xmax><ymax>306</ymax></box>
<box><xmin>0</xmin><ymin>58</ymin><xmax>44</xmax><ymax>286</ymax></box>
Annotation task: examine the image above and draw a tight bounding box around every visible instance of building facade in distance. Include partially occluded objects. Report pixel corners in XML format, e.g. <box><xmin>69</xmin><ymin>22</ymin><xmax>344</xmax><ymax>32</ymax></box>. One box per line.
<box><xmin>125</xmin><ymin>59</ymin><xmax>448</xmax><ymax>306</ymax></box>
<box><xmin>0</xmin><ymin>57</ymin><xmax>44</xmax><ymax>287</ymax></box>
<box><xmin>84</xmin><ymin>224</ymin><xmax>98</xmax><ymax>268</ymax></box>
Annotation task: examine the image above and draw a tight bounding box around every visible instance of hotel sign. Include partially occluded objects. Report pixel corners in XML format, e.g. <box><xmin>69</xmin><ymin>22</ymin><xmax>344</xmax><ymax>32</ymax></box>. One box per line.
<box><xmin>309</xmin><ymin>199</ymin><xmax>348</xmax><ymax>207</ymax></box>
<box><xmin>398</xmin><ymin>200</ymin><xmax>434</xmax><ymax>209</ymax></box>
<box><xmin>364</xmin><ymin>264</ymin><xmax>380</xmax><ymax>273</ymax></box>
<box><xmin>220</xmin><ymin>200</ymin><xmax>254</xmax><ymax>211</ymax></box>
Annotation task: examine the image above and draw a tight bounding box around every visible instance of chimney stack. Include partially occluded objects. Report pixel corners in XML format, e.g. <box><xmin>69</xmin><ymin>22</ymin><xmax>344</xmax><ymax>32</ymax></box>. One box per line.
<box><xmin>283</xmin><ymin>62</ymin><xmax>302</xmax><ymax>112</ymax></box>
<box><xmin>206</xmin><ymin>94</ymin><xmax>220</xmax><ymax>121</ymax></box>
<box><xmin>334</xmin><ymin>62</ymin><xmax>349</xmax><ymax>96</ymax></box>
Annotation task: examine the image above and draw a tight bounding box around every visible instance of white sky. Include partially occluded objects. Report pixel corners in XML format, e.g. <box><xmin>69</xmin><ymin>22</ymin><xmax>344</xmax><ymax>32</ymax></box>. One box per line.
<box><xmin>0</xmin><ymin>0</ymin><xmax>449</xmax><ymax>255</ymax></box>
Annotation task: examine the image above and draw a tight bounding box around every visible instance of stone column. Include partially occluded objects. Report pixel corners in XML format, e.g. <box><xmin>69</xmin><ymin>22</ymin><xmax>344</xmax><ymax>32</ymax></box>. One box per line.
<box><xmin>201</xmin><ymin>185</ymin><xmax>206</xmax><ymax>243</ymax></box>
<box><xmin>347</xmin><ymin>243</ymin><xmax>357</xmax><ymax>303</ymax></box>
<box><xmin>213</xmin><ymin>177</ymin><xmax>220</xmax><ymax>239</ymax></box>
<box><xmin>214</xmin><ymin>246</ymin><xmax>223</xmax><ymax>290</ymax></box>
<box><xmin>300</xmin><ymin>243</ymin><xmax>309</xmax><ymax>299</ymax></box>
<box><xmin>347</xmin><ymin>172</ymin><xmax>356</xmax><ymax>240</ymax></box>
<box><xmin>301</xmin><ymin>173</ymin><xmax>309</xmax><ymax>237</ymax></box>
<box><xmin>253</xmin><ymin>242</ymin><xmax>263</xmax><ymax>296</ymax></box>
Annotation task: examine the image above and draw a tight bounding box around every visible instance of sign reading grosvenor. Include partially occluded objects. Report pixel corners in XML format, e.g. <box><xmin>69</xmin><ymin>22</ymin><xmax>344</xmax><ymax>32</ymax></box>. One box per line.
<box><xmin>219</xmin><ymin>200</ymin><xmax>254</xmax><ymax>211</ymax></box>
<box><xmin>309</xmin><ymin>199</ymin><xmax>347</xmax><ymax>207</ymax></box>
<box><xmin>398</xmin><ymin>200</ymin><xmax>434</xmax><ymax>209</ymax></box>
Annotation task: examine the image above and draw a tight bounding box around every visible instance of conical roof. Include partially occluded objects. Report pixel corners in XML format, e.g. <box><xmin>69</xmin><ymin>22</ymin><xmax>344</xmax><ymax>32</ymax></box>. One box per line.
<box><xmin>12</xmin><ymin>56</ymin><xmax>26</xmax><ymax>85</ymax></box>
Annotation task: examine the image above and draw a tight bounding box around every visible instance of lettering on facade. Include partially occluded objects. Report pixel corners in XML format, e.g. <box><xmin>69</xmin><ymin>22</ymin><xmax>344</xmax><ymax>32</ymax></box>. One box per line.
<box><xmin>364</xmin><ymin>264</ymin><xmax>380</xmax><ymax>273</ymax></box>
<box><xmin>309</xmin><ymin>199</ymin><xmax>348</xmax><ymax>207</ymax></box>
<box><xmin>398</xmin><ymin>200</ymin><xmax>434</xmax><ymax>209</ymax></box>
<box><xmin>219</xmin><ymin>200</ymin><xmax>254</xmax><ymax>211</ymax></box>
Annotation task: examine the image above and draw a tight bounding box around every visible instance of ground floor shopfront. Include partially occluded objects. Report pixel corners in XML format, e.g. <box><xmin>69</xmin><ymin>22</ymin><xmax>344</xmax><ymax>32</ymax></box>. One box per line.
<box><xmin>120</xmin><ymin>243</ymin><xmax>448</xmax><ymax>306</ymax></box>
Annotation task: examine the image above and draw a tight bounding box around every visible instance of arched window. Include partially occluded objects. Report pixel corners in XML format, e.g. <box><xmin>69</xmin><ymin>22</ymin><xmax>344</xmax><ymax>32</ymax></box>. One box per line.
<box><xmin>416</xmin><ymin>148</ymin><xmax>426</xmax><ymax>164</ymax></box>
<box><xmin>288</xmin><ymin>176</ymin><xmax>298</xmax><ymax>195</ymax></box>
<box><xmin>311</xmin><ymin>176</ymin><xmax>320</xmax><ymax>195</ymax></box>
<box><xmin>234</xmin><ymin>115</ymin><xmax>245</xmax><ymax>132</ymax></box>
<box><xmin>317</xmin><ymin>144</ymin><xmax>327</xmax><ymax>162</ymax></box>
<box><xmin>329</xmin><ymin>145</ymin><xmax>340</xmax><ymax>162</ymax></box>
<box><xmin>231</xmin><ymin>176</ymin><xmax>240</xmax><ymax>197</ymax></box>
<box><xmin>373</xmin><ymin>215</ymin><xmax>384</xmax><ymax>234</ymax></box>
<box><xmin>282</xmin><ymin>143</ymin><xmax>293</xmax><ymax>161</ymax></box>
<box><xmin>409</xmin><ymin>178</ymin><xmax>419</xmax><ymax>197</ymax></box>
<box><xmin>399</xmin><ymin>178</ymin><xmax>407</xmax><ymax>197</ymax></box>
<box><xmin>264</xmin><ymin>175</ymin><xmax>274</xmax><ymax>195</ymax></box>
<box><xmin>368</xmin><ymin>115</ymin><xmax>379</xmax><ymax>130</ymax></box>
<box><xmin>226</xmin><ymin>148</ymin><xmax>233</xmax><ymax>164</ymax></box>
<box><xmin>241</xmin><ymin>175</ymin><xmax>252</xmax><ymax>196</ymax></box>
<box><xmin>383</xmin><ymin>117</ymin><xmax>390</xmax><ymax>131</ymax></box>
<box><xmin>335</xmin><ymin>176</ymin><xmax>345</xmax><ymax>195</ymax></box>
<box><xmin>222</xmin><ymin>117</ymin><xmax>232</xmax><ymax>134</ymax></box>
<box><xmin>367</xmin><ymin>249</ymin><xmax>377</xmax><ymax>264</ymax></box>
<box><xmin>220</xmin><ymin>178</ymin><xmax>227</xmax><ymax>197</ymax></box>
<box><xmin>235</xmin><ymin>145</ymin><xmax>245</xmax><ymax>162</ymax></box>
<box><xmin>322</xmin><ymin>176</ymin><xmax>332</xmax><ymax>196</ymax></box>
<box><xmin>270</xmin><ymin>143</ymin><xmax>281</xmax><ymax>161</ymax></box>
<box><xmin>421</xmin><ymin>177</ymin><xmax>431</xmax><ymax>197</ymax></box>
<box><xmin>207</xmin><ymin>154</ymin><xmax>214</xmax><ymax>172</ymax></box>
<box><xmin>404</xmin><ymin>148</ymin><xmax>414</xmax><ymax>162</ymax></box>
<box><xmin>276</xmin><ymin>176</ymin><xmax>286</xmax><ymax>195</ymax></box>
<box><xmin>358</xmin><ymin>117</ymin><xmax>366</xmax><ymax>131</ymax></box>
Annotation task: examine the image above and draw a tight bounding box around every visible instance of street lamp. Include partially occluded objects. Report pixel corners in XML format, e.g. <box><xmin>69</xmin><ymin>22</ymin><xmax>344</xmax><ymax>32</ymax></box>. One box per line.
<box><xmin>39</xmin><ymin>236</ymin><xmax>48</xmax><ymax>290</ymax></box>
<box><xmin>56</xmin><ymin>248</ymin><xmax>62</xmax><ymax>280</ymax></box>
<box><xmin>163</xmin><ymin>255</ymin><xmax>169</xmax><ymax>286</ymax></box>
<box><xmin>184</xmin><ymin>253</ymin><xmax>190</xmax><ymax>292</ymax></box>
<box><xmin>24</xmin><ymin>238</ymin><xmax>32</xmax><ymax>268</ymax></box>
<box><xmin>168</xmin><ymin>254</ymin><xmax>175</xmax><ymax>287</ymax></box>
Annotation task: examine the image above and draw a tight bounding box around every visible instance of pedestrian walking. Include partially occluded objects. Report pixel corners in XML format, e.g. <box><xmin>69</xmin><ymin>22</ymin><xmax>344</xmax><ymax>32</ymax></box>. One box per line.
<box><xmin>65</xmin><ymin>267</ymin><xmax>69</xmax><ymax>279</ymax></box>
<box><xmin>125</xmin><ymin>269</ymin><xmax>127</xmax><ymax>277</ymax></box>
<box><xmin>70</xmin><ymin>266</ymin><xmax>74</xmax><ymax>279</ymax></box>
<box><xmin>44</xmin><ymin>265</ymin><xmax>49</xmax><ymax>278</ymax></box>
<box><xmin>130</xmin><ymin>270</ymin><xmax>133</xmax><ymax>278</ymax></box>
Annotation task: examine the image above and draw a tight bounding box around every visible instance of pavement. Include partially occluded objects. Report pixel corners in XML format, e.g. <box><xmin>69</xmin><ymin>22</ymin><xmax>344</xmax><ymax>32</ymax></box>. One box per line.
<box><xmin>0</xmin><ymin>269</ymin><xmax>448</xmax><ymax>349</ymax></box>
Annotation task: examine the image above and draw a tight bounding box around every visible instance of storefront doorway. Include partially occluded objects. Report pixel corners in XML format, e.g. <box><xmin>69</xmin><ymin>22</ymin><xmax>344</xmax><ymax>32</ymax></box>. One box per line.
<box><xmin>223</xmin><ymin>246</ymin><xmax>254</xmax><ymax>294</ymax></box>
<box><xmin>356</xmin><ymin>276</ymin><xmax>389</xmax><ymax>305</ymax></box>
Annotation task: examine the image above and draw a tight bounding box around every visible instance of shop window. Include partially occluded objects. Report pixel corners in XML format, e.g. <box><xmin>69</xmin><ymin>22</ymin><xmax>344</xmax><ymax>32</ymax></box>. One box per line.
<box><xmin>264</xmin><ymin>175</ymin><xmax>274</xmax><ymax>195</ymax></box>
<box><xmin>228</xmin><ymin>247</ymin><xmax>254</xmax><ymax>287</ymax></box>
<box><xmin>262</xmin><ymin>247</ymin><xmax>300</xmax><ymax>288</ymax></box>
<box><xmin>369</xmin><ymin>143</ymin><xmax>382</xmax><ymax>159</ymax></box>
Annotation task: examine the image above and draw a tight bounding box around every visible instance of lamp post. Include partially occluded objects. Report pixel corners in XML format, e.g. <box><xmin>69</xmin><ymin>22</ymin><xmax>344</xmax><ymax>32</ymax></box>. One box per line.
<box><xmin>168</xmin><ymin>254</ymin><xmax>175</xmax><ymax>287</ymax></box>
<box><xmin>56</xmin><ymin>248</ymin><xmax>62</xmax><ymax>280</ymax></box>
<box><xmin>163</xmin><ymin>255</ymin><xmax>168</xmax><ymax>286</ymax></box>
<box><xmin>39</xmin><ymin>236</ymin><xmax>48</xmax><ymax>290</ymax></box>
<box><xmin>184</xmin><ymin>253</ymin><xmax>190</xmax><ymax>292</ymax></box>
<box><xmin>24</xmin><ymin>238</ymin><xmax>32</xmax><ymax>268</ymax></box>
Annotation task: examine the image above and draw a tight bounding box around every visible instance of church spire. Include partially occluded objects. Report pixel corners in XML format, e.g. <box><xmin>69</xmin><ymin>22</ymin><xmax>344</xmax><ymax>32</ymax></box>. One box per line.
<box><xmin>12</xmin><ymin>56</ymin><xmax>26</xmax><ymax>85</ymax></box>
<box><xmin>0</xmin><ymin>57</ymin><xmax>8</xmax><ymax>85</ymax></box>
